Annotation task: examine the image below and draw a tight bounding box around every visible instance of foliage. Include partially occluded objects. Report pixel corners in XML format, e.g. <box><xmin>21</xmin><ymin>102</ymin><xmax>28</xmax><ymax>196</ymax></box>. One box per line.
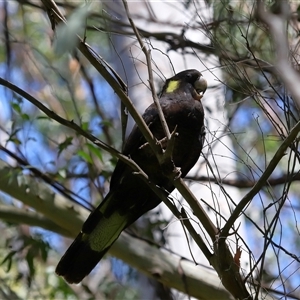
<box><xmin>0</xmin><ymin>0</ymin><xmax>299</xmax><ymax>299</ymax></box>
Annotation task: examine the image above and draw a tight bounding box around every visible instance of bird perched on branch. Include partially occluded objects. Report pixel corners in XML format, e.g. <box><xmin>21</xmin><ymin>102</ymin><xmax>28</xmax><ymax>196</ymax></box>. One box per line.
<box><xmin>56</xmin><ymin>69</ymin><xmax>207</xmax><ymax>283</ymax></box>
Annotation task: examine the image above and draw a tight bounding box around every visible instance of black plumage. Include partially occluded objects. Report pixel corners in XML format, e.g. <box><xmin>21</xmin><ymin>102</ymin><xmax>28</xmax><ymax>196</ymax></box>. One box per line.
<box><xmin>56</xmin><ymin>69</ymin><xmax>207</xmax><ymax>283</ymax></box>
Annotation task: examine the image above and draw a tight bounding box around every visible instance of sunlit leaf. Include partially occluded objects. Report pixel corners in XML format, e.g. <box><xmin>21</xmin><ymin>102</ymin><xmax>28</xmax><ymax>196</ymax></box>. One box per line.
<box><xmin>77</xmin><ymin>150</ymin><xmax>93</xmax><ymax>164</ymax></box>
<box><xmin>21</xmin><ymin>113</ymin><xmax>30</xmax><ymax>121</ymax></box>
<box><xmin>54</xmin><ymin>5</ymin><xmax>90</xmax><ymax>55</ymax></box>
<box><xmin>86</xmin><ymin>143</ymin><xmax>103</xmax><ymax>162</ymax></box>
<box><xmin>12</xmin><ymin>102</ymin><xmax>21</xmax><ymax>114</ymax></box>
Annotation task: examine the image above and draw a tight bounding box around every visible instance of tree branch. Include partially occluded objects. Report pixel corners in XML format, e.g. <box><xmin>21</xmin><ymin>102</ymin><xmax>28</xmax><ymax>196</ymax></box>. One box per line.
<box><xmin>221</xmin><ymin>119</ymin><xmax>300</xmax><ymax>238</ymax></box>
<box><xmin>0</xmin><ymin>77</ymin><xmax>154</xmax><ymax>183</ymax></box>
<box><xmin>186</xmin><ymin>173</ymin><xmax>300</xmax><ymax>188</ymax></box>
<box><xmin>40</xmin><ymin>0</ymin><xmax>163</xmax><ymax>157</ymax></box>
<box><xmin>0</xmin><ymin>156</ymin><xmax>274</xmax><ymax>299</ymax></box>
<box><xmin>0</xmin><ymin>157</ymin><xmax>233</xmax><ymax>299</ymax></box>
<box><xmin>0</xmin><ymin>160</ymin><xmax>88</xmax><ymax>236</ymax></box>
<box><xmin>122</xmin><ymin>0</ymin><xmax>171</xmax><ymax>141</ymax></box>
<box><xmin>0</xmin><ymin>205</ymin><xmax>70</xmax><ymax>237</ymax></box>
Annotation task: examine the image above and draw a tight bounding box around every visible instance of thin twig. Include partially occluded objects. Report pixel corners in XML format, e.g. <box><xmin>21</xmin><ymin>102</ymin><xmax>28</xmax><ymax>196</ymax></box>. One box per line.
<box><xmin>221</xmin><ymin>119</ymin><xmax>300</xmax><ymax>238</ymax></box>
<box><xmin>180</xmin><ymin>208</ymin><xmax>213</xmax><ymax>261</ymax></box>
<box><xmin>122</xmin><ymin>0</ymin><xmax>171</xmax><ymax>140</ymax></box>
<box><xmin>41</xmin><ymin>0</ymin><xmax>163</xmax><ymax>157</ymax></box>
<box><xmin>0</xmin><ymin>145</ymin><xmax>91</xmax><ymax>210</ymax></box>
<box><xmin>0</xmin><ymin>77</ymin><xmax>187</xmax><ymax>241</ymax></box>
<box><xmin>0</xmin><ymin>77</ymin><xmax>146</xmax><ymax>178</ymax></box>
<box><xmin>173</xmin><ymin>178</ymin><xmax>219</xmax><ymax>240</ymax></box>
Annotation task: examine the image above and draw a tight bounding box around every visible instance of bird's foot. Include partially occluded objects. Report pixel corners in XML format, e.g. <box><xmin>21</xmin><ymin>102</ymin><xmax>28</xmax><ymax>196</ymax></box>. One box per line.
<box><xmin>173</xmin><ymin>167</ymin><xmax>182</xmax><ymax>180</ymax></box>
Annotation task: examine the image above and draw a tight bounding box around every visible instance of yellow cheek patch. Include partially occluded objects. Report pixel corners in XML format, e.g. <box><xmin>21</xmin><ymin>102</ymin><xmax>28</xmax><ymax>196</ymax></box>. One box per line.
<box><xmin>165</xmin><ymin>80</ymin><xmax>179</xmax><ymax>93</ymax></box>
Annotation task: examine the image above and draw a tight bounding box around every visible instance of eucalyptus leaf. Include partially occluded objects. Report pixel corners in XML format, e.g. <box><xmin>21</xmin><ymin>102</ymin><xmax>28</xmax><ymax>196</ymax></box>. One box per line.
<box><xmin>54</xmin><ymin>5</ymin><xmax>90</xmax><ymax>55</ymax></box>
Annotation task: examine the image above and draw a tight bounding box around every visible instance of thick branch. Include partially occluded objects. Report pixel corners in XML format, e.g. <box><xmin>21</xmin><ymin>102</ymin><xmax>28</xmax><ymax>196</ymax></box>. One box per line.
<box><xmin>0</xmin><ymin>158</ymin><xmax>232</xmax><ymax>299</ymax></box>
<box><xmin>0</xmin><ymin>205</ymin><xmax>70</xmax><ymax>237</ymax></box>
<box><xmin>0</xmin><ymin>160</ymin><xmax>88</xmax><ymax>236</ymax></box>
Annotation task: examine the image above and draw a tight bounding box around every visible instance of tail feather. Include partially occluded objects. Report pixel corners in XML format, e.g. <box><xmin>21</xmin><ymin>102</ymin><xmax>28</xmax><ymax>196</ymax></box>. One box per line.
<box><xmin>56</xmin><ymin>193</ymin><xmax>130</xmax><ymax>283</ymax></box>
<box><xmin>55</xmin><ymin>232</ymin><xmax>109</xmax><ymax>284</ymax></box>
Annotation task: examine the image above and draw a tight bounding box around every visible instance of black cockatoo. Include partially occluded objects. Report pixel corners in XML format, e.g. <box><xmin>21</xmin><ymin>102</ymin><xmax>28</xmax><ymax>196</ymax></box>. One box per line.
<box><xmin>56</xmin><ymin>69</ymin><xmax>207</xmax><ymax>283</ymax></box>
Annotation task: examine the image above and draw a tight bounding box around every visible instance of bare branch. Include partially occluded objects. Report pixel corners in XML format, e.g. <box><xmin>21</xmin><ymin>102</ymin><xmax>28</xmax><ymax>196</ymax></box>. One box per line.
<box><xmin>40</xmin><ymin>0</ymin><xmax>163</xmax><ymax>156</ymax></box>
<box><xmin>186</xmin><ymin>173</ymin><xmax>300</xmax><ymax>188</ymax></box>
<box><xmin>122</xmin><ymin>0</ymin><xmax>171</xmax><ymax>141</ymax></box>
<box><xmin>221</xmin><ymin>119</ymin><xmax>300</xmax><ymax>238</ymax></box>
<box><xmin>0</xmin><ymin>77</ymin><xmax>151</xmax><ymax>181</ymax></box>
<box><xmin>0</xmin><ymin>205</ymin><xmax>70</xmax><ymax>237</ymax></box>
<box><xmin>0</xmin><ymin>158</ymin><xmax>233</xmax><ymax>299</ymax></box>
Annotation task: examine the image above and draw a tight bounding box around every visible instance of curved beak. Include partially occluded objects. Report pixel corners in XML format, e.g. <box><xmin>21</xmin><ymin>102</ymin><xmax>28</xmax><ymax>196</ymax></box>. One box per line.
<box><xmin>195</xmin><ymin>75</ymin><xmax>207</xmax><ymax>99</ymax></box>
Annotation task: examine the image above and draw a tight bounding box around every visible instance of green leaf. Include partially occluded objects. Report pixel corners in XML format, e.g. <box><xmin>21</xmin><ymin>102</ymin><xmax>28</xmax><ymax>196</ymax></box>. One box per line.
<box><xmin>37</xmin><ymin>116</ymin><xmax>51</xmax><ymax>121</ymax></box>
<box><xmin>100</xmin><ymin>120</ymin><xmax>113</xmax><ymax>127</ymax></box>
<box><xmin>58</xmin><ymin>136</ymin><xmax>73</xmax><ymax>156</ymax></box>
<box><xmin>81</xmin><ymin>121</ymin><xmax>89</xmax><ymax>131</ymax></box>
<box><xmin>77</xmin><ymin>150</ymin><xmax>93</xmax><ymax>164</ymax></box>
<box><xmin>86</xmin><ymin>143</ymin><xmax>103</xmax><ymax>162</ymax></box>
<box><xmin>21</xmin><ymin>113</ymin><xmax>30</xmax><ymax>121</ymax></box>
<box><xmin>7</xmin><ymin>128</ymin><xmax>21</xmax><ymax>145</ymax></box>
<box><xmin>54</xmin><ymin>5</ymin><xmax>90</xmax><ymax>55</ymax></box>
<box><xmin>12</xmin><ymin>102</ymin><xmax>21</xmax><ymax>114</ymax></box>
<box><xmin>8</xmin><ymin>137</ymin><xmax>21</xmax><ymax>145</ymax></box>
